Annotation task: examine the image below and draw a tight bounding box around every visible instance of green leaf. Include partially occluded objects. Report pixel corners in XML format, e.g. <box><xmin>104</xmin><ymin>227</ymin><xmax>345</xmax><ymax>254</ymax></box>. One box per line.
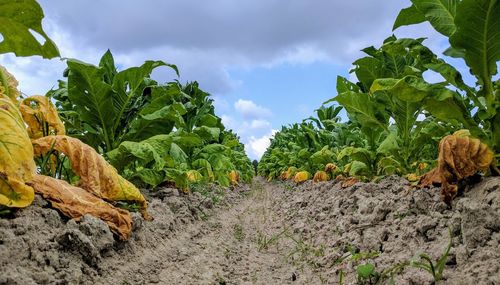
<box><xmin>371</xmin><ymin>76</ymin><xmax>430</xmax><ymax>102</ymax></box>
<box><xmin>111</xmin><ymin>60</ymin><xmax>176</xmax><ymax>138</ymax></box>
<box><xmin>66</xmin><ymin>59</ymin><xmax>116</xmax><ymax>151</ymax></box>
<box><xmin>450</xmin><ymin>0</ymin><xmax>499</xmax><ymax>106</ymax></box>
<box><xmin>131</xmin><ymin>169</ymin><xmax>165</xmax><ymax>187</ymax></box>
<box><xmin>193</xmin><ymin>126</ymin><xmax>221</xmax><ymax>142</ymax></box>
<box><xmin>0</xmin><ymin>0</ymin><xmax>60</xmax><ymax>58</ymax></box>
<box><xmin>334</xmin><ymin>91</ymin><xmax>389</xmax><ymax>133</ymax></box>
<box><xmin>199</xmin><ymin>114</ymin><xmax>220</xmax><ymax>127</ymax></box>
<box><xmin>172</xmin><ymin>132</ymin><xmax>204</xmax><ymax>149</ymax></box>
<box><xmin>393</xmin><ymin>5</ymin><xmax>426</xmax><ymax>31</ymax></box>
<box><xmin>423</xmin><ymin>89</ymin><xmax>474</xmax><ymax>127</ymax></box>
<box><xmin>411</xmin><ymin>0</ymin><xmax>458</xmax><ymax>36</ymax></box>
<box><xmin>377</xmin><ymin>132</ymin><xmax>399</xmax><ymax>155</ymax></box>
<box><xmin>357</xmin><ymin>263</ymin><xmax>376</xmax><ymax>279</ymax></box>
<box><xmin>125</xmin><ymin>102</ymin><xmax>187</xmax><ymax>141</ymax></box>
<box><xmin>338</xmin><ymin>147</ymin><xmax>372</xmax><ymax>166</ymax></box>
<box><xmin>352</xmin><ymin>57</ymin><xmax>385</xmax><ymax>90</ymax></box>
<box><xmin>99</xmin><ymin>50</ymin><xmax>117</xmax><ymax>84</ymax></box>
<box><xmin>107</xmin><ymin>134</ymin><xmax>173</xmax><ymax>171</ymax></box>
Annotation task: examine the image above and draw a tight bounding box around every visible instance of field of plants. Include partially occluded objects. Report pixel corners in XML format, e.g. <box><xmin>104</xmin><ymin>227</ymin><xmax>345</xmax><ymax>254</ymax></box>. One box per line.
<box><xmin>0</xmin><ymin>0</ymin><xmax>499</xmax><ymax>284</ymax></box>
<box><xmin>259</xmin><ymin>0</ymin><xmax>499</xmax><ymax>205</ymax></box>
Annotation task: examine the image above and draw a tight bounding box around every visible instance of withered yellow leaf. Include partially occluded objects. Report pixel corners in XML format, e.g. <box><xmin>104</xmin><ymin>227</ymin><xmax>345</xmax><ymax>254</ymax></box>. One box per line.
<box><xmin>281</xmin><ymin>167</ymin><xmax>297</xmax><ymax>180</ymax></box>
<box><xmin>0</xmin><ymin>94</ymin><xmax>36</xmax><ymax>208</ymax></box>
<box><xmin>313</xmin><ymin>171</ymin><xmax>329</xmax><ymax>183</ymax></box>
<box><xmin>325</xmin><ymin>163</ymin><xmax>338</xmax><ymax>173</ymax></box>
<box><xmin>186</xmin><ymin>170</ymin><xmax>203</xmax><ymax>183</ymax></box>
<box><xmin>20</xmin><ymin>95</ymin><xmax>65</xmax><ymax>139</ymax></box>
<box><xmin>31</xmin><ymin>135</ymin><xmax>152</xmax><ymax>220</ymax></box>
<box><xmin>419</xmin><ymin>130</ymin><xmax>494</xmax><ymax>205</ymax></box>
<box><xmin>30</xmin><ymin>175</ymin><xmax>133</xmax><ymax>240</ymax></box>
<box><xmin>229</xmin><ymin>170</ymin><xmax>239</xmax><ymax>186</ymax></box>
<box><xmin>293</xmin><ymin>171</ymin><xmax>311</xmax><ymax>184</ymax></box>
<box><xmin>0</xmin><ymin>65</ymin><xmax>20</xmax><ymax>103</ymax></box>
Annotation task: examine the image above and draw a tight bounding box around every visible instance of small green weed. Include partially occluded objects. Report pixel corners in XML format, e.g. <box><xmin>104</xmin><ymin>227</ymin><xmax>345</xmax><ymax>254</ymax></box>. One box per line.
<box><xmin>233</xmin><ymin>224</ymin><xmax>245</xmax><ymax>241</ymax></box>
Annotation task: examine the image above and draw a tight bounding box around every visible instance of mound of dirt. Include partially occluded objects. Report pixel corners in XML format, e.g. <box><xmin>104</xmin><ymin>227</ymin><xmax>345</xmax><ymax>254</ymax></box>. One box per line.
<box><xmin>0</xmin><ymin>184</ymin><xmax>248</xmax><ymax>285</ymax></box>
<box><xmin>273</xmin><ymin>176</ymin><xmax>500</xmax><ymax>284</ymax></box>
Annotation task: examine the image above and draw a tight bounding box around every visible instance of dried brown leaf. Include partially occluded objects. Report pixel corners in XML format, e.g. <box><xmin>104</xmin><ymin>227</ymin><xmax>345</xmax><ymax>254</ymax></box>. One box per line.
<box><xmin>313</xmin><ymin>171</ymin><xmax>329</xmax><ymax>182</ymax></box>
<box><xmin>419</xmin><ymin>131</ymin><xmax>494</xmax><ymax>205</ymax></box>
<box><xmin>32</xmin><ymin>135</ymin><xmax>151</xmax><ymax>220</ymax></box>
<box><xmin>30</xmin><ymin>175</ymin><xmax>132</xmax><ymax>240</ymax></box>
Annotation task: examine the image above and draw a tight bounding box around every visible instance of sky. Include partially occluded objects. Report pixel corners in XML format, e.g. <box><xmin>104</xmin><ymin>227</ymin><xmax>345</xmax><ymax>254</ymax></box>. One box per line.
<box><xmin>0</xmin><ymin>0</ymin><xmax>466</xmax><ymax>160</ymax></box>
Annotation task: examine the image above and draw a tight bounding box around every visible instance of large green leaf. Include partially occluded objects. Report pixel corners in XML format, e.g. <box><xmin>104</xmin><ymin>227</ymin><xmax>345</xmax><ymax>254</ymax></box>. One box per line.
<box><xmin>393</xmin><ymin>5</ymin><xmax>426</xmax><ymax>30</ymax></box>
<box><xmin>193</xmin><ymin>126</ymin><xmax>221</xmax><ymax>142</ymax></box>
<box><xmin>334</xmin><ymin>91</ymin><xmax>389</xmax><ymax>133</ymax></box>
<box><xmin>394</xmin><ymin>0</ymin><xmax>457</xmax><ymax>36</ymax></box>
<box><xmin>67</xmin><ymin>59</ymin><xmax>116</xmax><ymax>150</ymax></box>
<box><xmin>371</xmin><ymin>76</ymin><xmax>430</xmax><ymax>103</ymax></box>
<box><xmin>111</xmin><ymin>60</ymin><xmax>177</xmax><ymax>139</ymax></box>
<box><xmin>352</xmin><ymin>57</ymin><xmax>384</xmax><ymax>90</ymax></box>
<box><xmin>0</xmin><ymin>0</ymin><xmax>59</xmax><ymax>58</ymax></box>
<box><xmin>107</xmin><ymin>134</ymin><xmax>173</xmax><ymax>171</ymax></box>
<box><xmin>450</xmin><ymin>0</ymin><xmax>499</xmax><ymax>106</ymax></box>
<box><xmin>125</xmin><ymin>102</ymin><xmax>186</xmax><ymax>141</ymax></box>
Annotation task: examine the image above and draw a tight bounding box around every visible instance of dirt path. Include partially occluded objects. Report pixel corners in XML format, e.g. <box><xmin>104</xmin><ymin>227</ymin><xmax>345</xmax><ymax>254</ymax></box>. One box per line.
<box><xmin>99</xmin><ymin>178</ymin><xmax>307</xmax><ymax>285</ymax></box>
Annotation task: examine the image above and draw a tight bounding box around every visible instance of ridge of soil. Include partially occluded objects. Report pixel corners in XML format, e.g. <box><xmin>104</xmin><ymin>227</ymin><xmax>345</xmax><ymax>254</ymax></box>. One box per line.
<box><xmin>1</xmin><ymin>176</ymin><xmax>499</xmax><ymax>284</ymax></box>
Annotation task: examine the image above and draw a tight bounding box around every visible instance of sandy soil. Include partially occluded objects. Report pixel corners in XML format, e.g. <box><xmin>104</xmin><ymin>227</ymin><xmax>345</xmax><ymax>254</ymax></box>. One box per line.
<box><xmin>1</xmin><ymin>176</ymin><xmax>499</xmax><ymax>284</ymax></box>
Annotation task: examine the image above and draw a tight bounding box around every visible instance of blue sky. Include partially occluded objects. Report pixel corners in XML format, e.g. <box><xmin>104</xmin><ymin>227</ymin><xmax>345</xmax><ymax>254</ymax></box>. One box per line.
<box><xmin>0</xmin><ymin>0</ymin><xmax>470</xmax><ymax>160</ymax></box>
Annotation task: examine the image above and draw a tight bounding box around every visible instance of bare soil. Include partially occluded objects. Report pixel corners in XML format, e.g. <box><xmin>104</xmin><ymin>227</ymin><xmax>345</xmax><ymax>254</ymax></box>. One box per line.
<box><xmin>1</xmin><ymin>176</ymin><xmax>499</xmax><ymax>284</ymax></box>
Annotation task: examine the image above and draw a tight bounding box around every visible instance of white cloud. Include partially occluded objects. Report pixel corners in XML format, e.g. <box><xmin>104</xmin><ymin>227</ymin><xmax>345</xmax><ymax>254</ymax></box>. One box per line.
<box><xmin>220</xmin><ymin>114</ymin><xmax>236</xmax><ymax>130</ymax></box>
<box><xmin>266</xmin><ymin>45</ymin><xmax>331</xmax><ymax>67</ymax></box>
<box><xmin>234</xmin><ymin>99</ymin><xmax>272</xmax><ymax>119</ymax></box>
<box><xmin>246</xmin><ymin>129</ymin><xmax>278</xmax><ymax>160</ymax></box>
<box><xmin>250</xmin><ymin>119</ymin><xmax>271</xmax><ymax>129</ymax></box>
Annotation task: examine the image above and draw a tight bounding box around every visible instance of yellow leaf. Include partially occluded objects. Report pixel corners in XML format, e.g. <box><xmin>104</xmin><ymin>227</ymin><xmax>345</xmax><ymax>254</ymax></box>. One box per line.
<box><xmin>20</xmin><ymin>95</ymin><xmax>65</xmax><ymax>139</ymax></box>
<box><xmin>281</xmin><ymin>167</ymin><xmax>297</xmax><ymax>180</ymax></box>
<box><xmin>0</xmin><ymin>94</ymin><xmax>36</xmax><ymax>208</ymax></box>
<box><xmin>293</xmin><ymin>171</ymin><xmax>311</xmax><ymax>184</ymax></box>
<box><xmin>186</xmin><ymin>170</ymin><xmax>203</xmax><ymax>183</ymax></box>
<box><xmin>0</xmin><ymin>65</ymin><xmax>21</xmax><ymax>103</ymax></box>
<box><xmin>229</xmin><ymin>170</ymin><xmax>239</xmax><ymax>186</ymax></box>
<box><xmin>30</xmin><ymin>175</ymin><xmax>133</xmax><ymax>240</ymax></box>
<box><xmin>32</xmin><ymin>135</ymin><xmax>151</xmax><ymax>220</ymax></box>
<box><xmin>324</xmin><ymin>163</ymin><xmax>338</xmax><ymax>173</ymax></box>
<box><xmin>313</xmin><ymin>171</ymin><xmax>330</xmax><ymax>182</ymax></box>
<box><xmin>405</xmin><ymin>173</ymin><xmax>420</xmax><ymax>182</ymax></box>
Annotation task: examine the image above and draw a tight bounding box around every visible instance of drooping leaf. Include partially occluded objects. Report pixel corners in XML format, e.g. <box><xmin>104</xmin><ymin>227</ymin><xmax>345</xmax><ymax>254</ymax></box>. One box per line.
<box><xmin>20</xmin><ymin>95</ymin><xmax>66</xmax><ymax>139</ymax></box>
<box><xmin>30</xmin><ymin>175</ymin><xmax>133</xmax><ymax>240</ymax></box>
<box><xmin>0</xmin><ymin>94</ymin><xmax>36</xmax><ymax>208</ymax></box>
<box><xmin>313</xmin><ymin>171</ymin><xmax>329</xmax><ymax>182</ymax></box>
<box><xmin>107</xmin><ymin>134</ymin><xmax>173</xmax><ymax>172</ymax></box>
<box><xmin>419</xmin><ymin>130</ymin><xmax>495</xmax><ymax>204</ymax></box>
<box><xmin>293</xmin><ymin>171</ymin><xmax>311</xmax><ymax>184</ymax></box>
<box><xmin>396</xmin><ymin>0</ymin><xmax>458</xmax><ymax>36</ymax></box>
<box><xmin>0</xmin><ymin>65</ymin><xmax>20</xmax><ymax>102</ymax></box>
<box><xmin>31</xmin><ymin>135</ymin><xmax>151</xmax><ymax>220</ymax></box>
